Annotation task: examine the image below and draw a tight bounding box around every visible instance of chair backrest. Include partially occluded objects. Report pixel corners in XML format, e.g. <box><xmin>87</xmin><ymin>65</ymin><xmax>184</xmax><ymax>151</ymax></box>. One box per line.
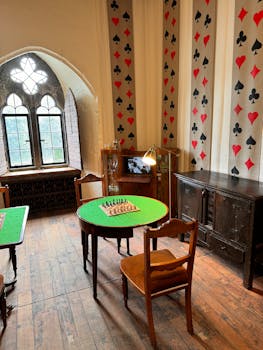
<box><xmin>144</xmin><ymin>218</ymin><xmax>198</xmax><ymax>294</ymax></box>
<box><xmin>0</xmin><ymin>185</ymin><xmax>10</xmax><ymax>208</ymax></box>
<box><xmin>74</xmin><ymin>173</ymin><xmax>106</xmax><ymax>207</ymax></box>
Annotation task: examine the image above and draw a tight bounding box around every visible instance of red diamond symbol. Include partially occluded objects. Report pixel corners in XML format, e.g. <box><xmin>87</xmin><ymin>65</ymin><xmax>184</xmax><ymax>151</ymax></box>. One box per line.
<box><xmin>124</xmin><ymin>28</ymin><xmax>130</xmax><ymax>36</ymax></box>
<box><xmin>170</xmin><ymin>86</ymin><xmax>175</xmax><ymax>93</ymax></box>
<box><xmin>164</xmin><ymin>110</ymin><xmax>168</xmax><ymax>117</ymax></box>
<box><xmin>200</xmin><ymin>151</ymin><xmax>206</xmax><ymax>160</ymax></box>
<box><xmin>250</xmin><ymin>65</ymin><xmax>260</xmax><ymax>79</ymax></box>
<box><xmin>245</xmin><ymin>158</ymin><xmax>254</xmax><ymax>170</ymax></box>
<box><xmin>234</xmin><ymin>104</ymin><xmax>242</xmax><ymax>115</ymax></box>
<box><xmin>164</xmin><ymin>48</ymin><xmax>168</xmax><ymax>55</ymax></box>
<box><xmin>205</xmin><ymin>0</ymin><xmax>210</xmax><ymax>4</ymax></box>
<box><xmin>192</xmin><ymin>107</ymin><xmax>198</xmax><ymax>115</ymax></box>
<box><xmin>238</xmin><ymin>7</ymin><xmax>248</xmax><ymax>21</ymax></box>
<box><xmin>194</xmin><ymin>32</ymin><xmax>200</xmax><ymax>42</ymax></box>
<box><xmin>114</xmin><ymin>51</ymin><xmax>120</xmax><ymax>59</ymax></box>
<box><xmin>172</xmin><ymin>18</ymin><xmax>176</xmax><ymax>26</ymax></box>
<box><xmin>202</xmin><ymin>77</ymin><xmax>208</xmax><ymax>87</ymax></box>
<box><xmin>126</xmin><ymin>90</ymin><xmax>132</xmax><ymax>98</ymax></box>
<box><xmin>117</xmin><ymin>112</ymin><xmax>123</xmax><ymax>119</ymax></box>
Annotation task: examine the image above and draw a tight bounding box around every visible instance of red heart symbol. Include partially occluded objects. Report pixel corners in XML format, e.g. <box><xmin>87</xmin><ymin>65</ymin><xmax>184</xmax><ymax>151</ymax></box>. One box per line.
<box><xmin>201</xmin><ymin>114</ymin><xmax>207</xmax><ymax>123</ymax></box>
<box><xmin>232</xmin><ymin>144</ymin><xmax>241</xmax><ymax>156</ymax></box>
<box><xmin>248</xmin><ymin>111</ymin><xmax>258</xmax><ymax>124</ymax></box>
<box><xmin>124</xmin><ymin>58</ymin><xmax>131</xmax><ymax>67</ymax></box>
<box><xmin>193</xmin><ymin>68</ymin><xmax>199</xmax><ymax>78</ymax></box>
<box><xmin>165</xmin><ymin>11</ymin><xmax>169</xmax><ymax>20</ymax></box>
<box><xmin>170</xmin><ymin>116</ymin><xmax>174</xmax><ymax>123</ymax></box>
<box><xmin>235</xmin><ymin>55</ymin><xmax>246</xmax><ymax>69</ymax></box>
<box><xmin>203</xmin><ymin>35</ymin><xmax>210</xmax><ymax>47</ymax></box>
<box><xmin>164</xmin><ymin>48</ymin><xmax>168</xmax><ymax>55</ymax></box>
<box><xmin>253</xmin><ymin>10</ymin><xmax>263</xmax><ymax>26</ymax></box>
<box><xmin>164</xmin><ymin>78</ymin><xmax>169</xmax><ymax>85</ymax></box>
<box><xmin>127</xmin><ymin>117</ymin><xmax>134</xmax><ymax>125</ymax></box>
<box><xmin>163</xmin><ymin>137</ymin><xmax>168</xmax><ymax>145</ymax></box>
<box><xmin>114</xmin><ymin>81</ymin><xmax>121</xmax><ymax>88</ymax></box>
<box><xmin>112</xmin><ymin>17</ymin><xmax>119</xmax><ymax>26</ymax></box>
<box><xmin>120</xmin><ymin>138</ymin><xmax>125</xmax><ymax>145</ymax></box>
<box><xmin>205</xmin><ymin>0</ymin><xmax>210</xmax><ymax>4</ymax></box>
<box><xmin>192</xmin><ymin>140</ymin><xmax>198</xmax><ymax>149</ymax></box>
<box><xmin>171</xmin><ymin>51</ymin><xmax>176</xmax><ymax>59</ymax></box>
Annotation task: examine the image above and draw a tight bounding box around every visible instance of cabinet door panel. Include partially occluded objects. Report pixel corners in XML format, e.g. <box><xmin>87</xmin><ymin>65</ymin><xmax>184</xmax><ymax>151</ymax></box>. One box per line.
<box><xmin>214</xmin><ymin>192</ymin><xmax>251</xmax><ymax>246</ymax></box>
<box><xmin>208</xmin><ymin>234</ymin><xmax>244</xmax><ymax>263</ymax></box>
<box><xmin>178</xmin><ymin>181</ymin><xmax>202</xmax><ymax>221</ymax></box>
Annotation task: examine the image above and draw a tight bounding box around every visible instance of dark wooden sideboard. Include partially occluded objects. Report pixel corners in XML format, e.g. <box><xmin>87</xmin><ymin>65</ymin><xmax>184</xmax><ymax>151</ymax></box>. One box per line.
<box><xmin>175</xmin><ymin>170</ymin><xmax>263</xmax><ymax>289</ymax></box>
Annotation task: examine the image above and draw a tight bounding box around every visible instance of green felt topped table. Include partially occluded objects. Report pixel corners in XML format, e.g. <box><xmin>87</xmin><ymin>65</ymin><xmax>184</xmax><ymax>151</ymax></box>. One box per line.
<box><xmin>77</xmin><ymin>195</ymin><xmax>168</xmax><ymax>299</ymax></box>
<box><xmin>0</xmin><ymin>206</ymin><xmax>29</xmax><ymax>245</ymax></box>
<box><xmin>77</xmin><ymin>195</ymin><xmax>168</xmax><ymax>228</ymax></box>
<box><xmin>0</xmin><ymin>205</ymin><xmax>29</xmax><ymax>286</ymax></box>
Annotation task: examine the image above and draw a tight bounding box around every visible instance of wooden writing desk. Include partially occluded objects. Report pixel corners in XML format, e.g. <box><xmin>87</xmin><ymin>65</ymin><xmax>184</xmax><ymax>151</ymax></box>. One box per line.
<box><xmin>77</xmin><ymin>195</ymin><xmax>168</xmax><ymax>298</ymax></box>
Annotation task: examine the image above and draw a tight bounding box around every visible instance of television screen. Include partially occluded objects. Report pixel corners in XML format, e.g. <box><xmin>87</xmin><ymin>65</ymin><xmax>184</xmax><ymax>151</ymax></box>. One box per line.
<box><xmin>125</xmin><ymin>157</ymin><xmax>151</xmax><ymax>175</ymax></box>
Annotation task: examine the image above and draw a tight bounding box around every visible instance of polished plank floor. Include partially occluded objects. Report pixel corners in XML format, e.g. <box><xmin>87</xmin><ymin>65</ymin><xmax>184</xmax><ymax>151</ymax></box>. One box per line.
<box><xmin>0</xmin><ymin>211</ymin><xmax>262</xmax><ymax>349</ymax></box>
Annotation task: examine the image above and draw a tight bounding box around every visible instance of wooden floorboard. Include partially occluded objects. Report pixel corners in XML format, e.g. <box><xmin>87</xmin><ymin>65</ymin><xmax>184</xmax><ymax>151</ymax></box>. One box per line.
<box><xmin>0</xmin><ymin>211</ymin><xmax>262</xmax><ymax>349</ymax></box>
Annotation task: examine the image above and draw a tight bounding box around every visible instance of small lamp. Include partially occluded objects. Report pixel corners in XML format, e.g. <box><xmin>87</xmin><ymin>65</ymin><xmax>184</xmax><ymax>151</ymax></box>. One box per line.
<box><xmin>143</xmin><ymin>145</ymin><xmax>178</xmax><ymax>221</ymax></box>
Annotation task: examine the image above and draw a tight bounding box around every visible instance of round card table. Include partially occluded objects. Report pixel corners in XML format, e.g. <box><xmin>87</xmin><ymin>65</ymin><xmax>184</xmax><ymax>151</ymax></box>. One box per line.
<box><xmin>77</xmin><ymin>195</ymin><xmax>168</xmax><ymax>298</ymax></box>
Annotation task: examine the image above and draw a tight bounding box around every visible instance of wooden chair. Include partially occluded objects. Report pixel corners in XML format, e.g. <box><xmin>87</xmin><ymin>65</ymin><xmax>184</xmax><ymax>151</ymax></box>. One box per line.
<box><xmin>0</xmin><ymin>274</ymin><xmax>7</xmax><ymax>328</ymax></box>
<box><xmin>74</xmin><ymin>173</ymin><xmax>130</xmax><ymax>271</ymax></box>
<box><xmin>120</xmin><ymin>218</ymin><xmax>198</xmax><ymax>348</ymax></box>
<box><xmin>0</xmin><ymin>185</ymin><xmax>10</xmax><ymax>208</ymax></box>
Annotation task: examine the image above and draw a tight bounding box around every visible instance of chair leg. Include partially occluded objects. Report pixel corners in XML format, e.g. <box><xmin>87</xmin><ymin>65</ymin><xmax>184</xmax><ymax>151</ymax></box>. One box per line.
<box><xmin>117</xmin><ymin>238</ymin><xmax>121</xmax><ymax>254</ymax></box>
<box><xmin>185</xmin><ymin>286</ymin><xmax>193</xmax><ymax>334</ymax></box>
<box><xmin>0</xmin><ymin>289</ymin><xmax>7</xmax><ymax>328</ymax></box>
<box><xmin>145</xmin><ymin>294</ymin><xmax>156</xmax><ymax>348</ymax></box>
<box><xmin>121</xmin><ymin>273</ymin><xmax>128</xmax><ymax>307</ymax></box>
<box><xmin>81</xmin><ymin>230</ymin><xmax>89</xmax><ymax>272</ymax></box>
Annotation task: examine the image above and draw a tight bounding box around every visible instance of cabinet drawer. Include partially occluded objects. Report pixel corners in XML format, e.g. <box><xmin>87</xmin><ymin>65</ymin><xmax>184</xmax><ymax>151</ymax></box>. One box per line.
<box><xmin>208</xmin><ymin>234</ymin><xmax>245</xmax><ymax>264</ymax></box>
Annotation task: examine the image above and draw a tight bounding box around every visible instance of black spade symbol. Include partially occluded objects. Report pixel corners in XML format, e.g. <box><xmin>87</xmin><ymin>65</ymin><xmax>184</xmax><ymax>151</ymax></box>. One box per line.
<box><xmin>113</xmin><ymin>35</ymin><xmax>120</xmax><ymax>43</ymax></box>
<box><xmin>171</xmin><ymin>34</ymin><xmax>176</xmax><ymax>44</ymax></box>
<box><xmin>116</xmin><ymin>97</ymin><xmax>123</xmax><ymax>105</ymax></box>
<box><xmin>164</xmin><ymin>62</ymin><xmax>169</xmax><ymax>70</ymax></box>
<box><xmin>124</xmin><ymin>43</ymin><xmax>132</xmax><ymax>53</ymax></box>
<box><xmin>195</xmin><ymin>10</ymin><xmax>201</xmax><ymax>22</ymax></box>
<box><xmin>204</xmin><ymin>14</ymin><xmax>211</xmax><ymax>28</ymax></box>
<box><xmin>202</xmin><ymin>56</ymin><xmax>209</xmax><ymax>66</ymax></box>
<box><xmin>236</xmin><ymin>30</ymin><xmax>247</xmax><ymax>47</ymax></box>
<box><xmin>170</xmin><ymin>69</ymin><xmax>175</xmax><ymax>77</ymax></box>
<box><xmin>111</xmin><ymin>0</ymin><xmax>118</xmax><ymax>10</ymax></box>
<box><xmin>165</xmin><ymin>30</ymin><xmax>169</xmax><ymax>39</ymax></box>
<box><xmin>163</xmin><ymin>123</ymin><xmax>168</xmax><ymax>131</ymax></box>
<box><xmin>128</xmin><ymin>132</ymin><xmax>135</xmax><ymax>139</ymax></box>
<box><xmin>202</xmin><ymin>95</ymin><xmax>208</xmax><ymax>106</ymax></box>
<box><xmin>231</xmin><ymin>166</ymin><xmax>239</xmax><ymax>175</ymax></box>
<box><xmin>193</xmin><ymin>49</ymin><xmax>200</xmax><ymax>61</ymax></box>
<box><xmin>170</xmin><ymin>101</ymin><xmax>175</xmax><ymax>109</ymax></box>
<box><xmin>163</xmin><ymin>94</ymin><xmax>168</xmax><ymax>102</ymax></box>
<box><xmin>192</xmin><ymin>122</ymin><xmax>198</xmax><ymax>133</ymax></box>
<box><xmin>246</xmin><ymin>136</ymin><xmax>256</xmax><ymax>149</ymax></box>
<box><xmin>191</xmin><ymin>158</ymin><xmax>197</xmax><ymax>165</ymax></box>
<box><xmin>251</xmin><ymin>39</ymin><xmax>262</xmax><ymax>54</ymax></box>
<box><xmin>117</xmin><ymin>124</ymin><xmax>124</xmax><ymax>133</ymax></box>
<box><xmin>234</xmin><ymin>80</ymin><xmax>244</xmax><ymax>94</ymax></box>
<box><xmin>125</xmin><ymin>75</ymin><xmax>132</xmax><ymax>83</ymax></box>
<box><xmin>193</xmin><ymin>88</ymin><xmax>199</xmax><ymax>98</ymax></box>
<box><xmin>127</xmin><ymin>103</ymin><xmax>134</xmax><ymax>112</ymax></box>
<box><xmin>233</xmin><ymin>122</ymin><xmax>242</xmax><ymax>136</ymax></box>
<box><xmin>123</xmin><ymin>12</ymin><xmax>130</xmax><ymax>21</ymax></box>
<box><xmin>171</xmin><ymin>0</ymin><xmax>177</xmax><ymax>8</ymax></box>
<box><xmin>200</xmin><ymin>133</ymin><xmax>206</xmax><ymax>143</ymax></box>
<box><xmin>249</xmin><ymin>88</ymin><xmax>260</xmax><ymax>103</ymax></box>
<box><xmin>169</xmin><ymin>133</ymin><xmax>174</xmax><ymax>139</ymax></box>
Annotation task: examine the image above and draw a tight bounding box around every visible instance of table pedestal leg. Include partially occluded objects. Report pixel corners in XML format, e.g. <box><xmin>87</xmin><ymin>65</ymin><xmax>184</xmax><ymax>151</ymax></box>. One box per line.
<box><xmin>91</xmin><ymin>234</ymin><xmax>98</xmax><ymax>299</ymax></box>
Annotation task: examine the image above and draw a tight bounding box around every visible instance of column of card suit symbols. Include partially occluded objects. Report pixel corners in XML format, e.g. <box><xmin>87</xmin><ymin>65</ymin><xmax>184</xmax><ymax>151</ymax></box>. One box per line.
<box><xmin>190</xmin><ymin>0</ymin><xmax>216</xmax><ymax>170</ymax></box>
<box><xmin>228</xmin><ymin>1</ymin><xmax>263</xmax><ymax>180</ymax></box>
<box><xmin>107</xmin><ymin>0</ymin><xmax>137</xmax><ymax>150</ymax></box>
<box><xmin>161</xmin><ymin>0</ymin><xmax>180</xmax><ymax>148</ymax></box>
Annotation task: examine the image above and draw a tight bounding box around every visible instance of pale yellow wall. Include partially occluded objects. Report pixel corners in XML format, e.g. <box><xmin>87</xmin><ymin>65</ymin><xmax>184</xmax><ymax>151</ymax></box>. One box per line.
<box><xmin>1</xmin><ymin>0</ymin><xmax>259</xmax><ymax>179</ymax></box>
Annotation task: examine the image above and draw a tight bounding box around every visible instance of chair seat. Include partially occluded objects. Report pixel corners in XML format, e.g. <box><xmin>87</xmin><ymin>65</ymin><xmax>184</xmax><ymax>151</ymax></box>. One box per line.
<box><xmin>120</xmin><ymin>249</ymin><xmax>188</xmax><ymax>293</ymax></box>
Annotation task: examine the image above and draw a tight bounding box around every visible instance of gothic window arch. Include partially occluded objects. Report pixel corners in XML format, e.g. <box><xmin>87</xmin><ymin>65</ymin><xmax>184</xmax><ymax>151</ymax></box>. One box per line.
<box><xmin>0</xmin><ymin>53</ymin><xmax>81</xmax><ymax>172</ymax></box>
